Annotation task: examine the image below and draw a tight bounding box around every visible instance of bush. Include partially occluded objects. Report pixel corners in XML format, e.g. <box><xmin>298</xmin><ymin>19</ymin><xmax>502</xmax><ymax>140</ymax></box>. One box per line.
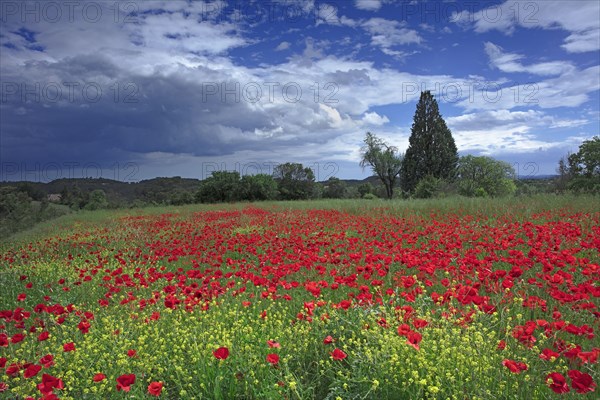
<box><xmin>413</xmin><ymin>176</ymin><xmax>444</xmax><ymax>199</ymax></box>
<box><xmin>363</xmin><ymin>193</ymin><xmax>378</xmax><ymax>200</ymax></box>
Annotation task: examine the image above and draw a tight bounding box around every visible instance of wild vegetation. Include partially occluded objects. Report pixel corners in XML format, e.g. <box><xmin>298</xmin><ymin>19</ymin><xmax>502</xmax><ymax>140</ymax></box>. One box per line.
<box><xmin>0</xmin><ymin>196</ymin><xmax>598</xmax><ymax>399</ymax></box>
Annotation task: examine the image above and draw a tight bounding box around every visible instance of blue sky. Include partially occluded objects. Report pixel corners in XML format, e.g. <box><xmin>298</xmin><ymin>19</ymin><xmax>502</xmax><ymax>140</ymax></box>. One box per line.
<box><xmin>1</xmin><ymin>0</ymin><xmax>599</xmax><ymax>182</ymax></box>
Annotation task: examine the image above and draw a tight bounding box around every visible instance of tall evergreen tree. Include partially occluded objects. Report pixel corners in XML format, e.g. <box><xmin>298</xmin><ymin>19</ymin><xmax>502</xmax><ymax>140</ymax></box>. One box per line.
<box><xmin>401</xmin><ymin>91</ymin><xmax>458</xmax><ymax>193</ymax></box>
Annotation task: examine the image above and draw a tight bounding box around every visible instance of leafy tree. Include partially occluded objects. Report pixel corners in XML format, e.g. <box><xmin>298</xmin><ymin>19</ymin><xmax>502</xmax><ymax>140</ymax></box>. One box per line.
<box><xmin>568</xmin><ymin>136</ymin><xmax>600</xmax><ymax>177</ymax></box>
<box><xmin>196</xmin><ymin>171</ymin><xmax>242</xmax><ymax>203</ymax></box>
<box><xmin>240</xmin><ymin>174</ymin><xmax>279</xmax><ymax>201</ymax></box>
<box><xmin>413</xmin><ymin>175</ymin><xmax>443</xmax><ymax>199</ymax></box>
<box><xmin>401</xmin><ymin>91</ymin><xmax>458</xmax><ymax>193</ymax></box>
<box><xmin>323</xmin><ymin>177</ymin><xmax>347</xmax><ymax>199</ymax></box>
<box><xmin>84</xmin><ymin>189</ymin><xmax>109</xmax><ymax>210</ymax></box>
<box><xmin>357</xmin><ymin>182</ymin><xmax>374</xmax><ymax>198</ymax></box>
<box><xmin>273</xmin><ymin>163</ymin><xmax>315</xmax><ymax>200</ymax></box>
<box><xmin>0</xmin><ymin>187</ymin><xmax>34</xmax><ymax>237</ymax></box>
<box><xmin>556</xmin><ymin>136</ymin><xmax>600</xmax><ymax>193</ymax></box>
<box><xmin>457</xmin><ymin>155</ymin><xmax>516</xmax><ymax>197</ymax></box>
<box><xmin>359</xmin><ymin>132</ymin><xmax>403</xmax><ymax>199</ymax></box>
<box><xmin>170</xmin><ymin>190</ymin><xmax>195</xmax><ymax>205</ymax></box>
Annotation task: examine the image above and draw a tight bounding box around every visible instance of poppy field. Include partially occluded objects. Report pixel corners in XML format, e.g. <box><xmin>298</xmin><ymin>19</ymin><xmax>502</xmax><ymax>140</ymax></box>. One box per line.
<box><xmin>1</xmin><ymin>198</ymin><xmax>599</xmax><ymax>399</ymax></box>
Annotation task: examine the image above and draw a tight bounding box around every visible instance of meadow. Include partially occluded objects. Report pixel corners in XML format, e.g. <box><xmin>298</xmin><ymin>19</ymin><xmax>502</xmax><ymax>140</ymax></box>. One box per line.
<box><xmin>1</xmin><ymin>195</ymin><xmax>598</xmax><ymax>399</ymax></box>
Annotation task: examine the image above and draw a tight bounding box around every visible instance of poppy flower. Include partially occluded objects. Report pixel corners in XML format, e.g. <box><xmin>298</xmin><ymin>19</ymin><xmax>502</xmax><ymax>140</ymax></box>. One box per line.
<box><xmin>568</xmin><ymin>370</ymin><xmax>596</xmax><ymax>394</ymax></box>
<box><xmin>63</xmin><ymin>342</ymin><xmax>75</xmax><ymax>352</ymax></box>
<box><xmin>502</xmin><ymin>359</ymin><xmax>527</xmax><ymax>373</ymax></box>
<box><xmin>213</xmin><ymin>347</ymin><xmax>229</xmax><ymax>360</ymax></box>
<box><xmin>23</xmin><ymin>364</ymin><xmax>42</xmax><ymax>379</ymax></box>
<box><xmin>323</xmin><ymin>335</ymin><xmax>334</xmax><ymax>344</ymax></box>
<box><xmin>39</xmin><ymin>355</ymin><xmax>54</xmax><ymax>368</ymax></box>
<box><xmin>539</xmin><ymin>348</ymin><xmax>560</xmax><ymax>361</ymax></box>
<box><xmin>127</xmin><ymin>349</ymin><xmax>137</xmax><ymax>358</ymax></box>
<box><xmin>267</xmin><ymin>340</ymin><xmax>280</xmax><ymax>348</ymax></box>
<box><xmin>330</xmin><ymin>348</ymin><xmax>347</xmax><ymax>360</ymax></box>
<box><xmin>38</xmin><ymin>331</ymin><xmax>49</xmax><ymax>342</ymax></box>
<box><xmin>0</xmin><ymin>382</ymin><xmax>7</xmax><ymax>392</ymax></box>
<box><xmin>546</xmin><ymin>372</ymin><xmax>570</xmax><ymax>394</ymax></box>
<box><xmin>93</xmin><ymin>373</ymin><xmax>106</xmax><ymax>382</ymax></box>
<box><xmin>116</xmin><ymin>374</ymin><xmax>136</xmax><ymax>392</ymax></box>
<box><xmin>148</xmin><ymin>381</ymin><xmax>163</xmax><ymax>397</ymax></box>
<box><xmin>11</xmin><ymin>333</ymin><xmax>25</xmax><ymax>344</ymax></box>
<box><xmin>37</xmin><ymin>374</ymin><xmax>64</xmax><ymax>395</ymax></box>
<box><xmin>266</xmin><ymin>354</ymin><xmax>280</xmax><ymax>365</ymax></box>
<box><xmin>406</xmin><ymin>331</ymin><xmax>422</xmax><ymax>351</ymax></box>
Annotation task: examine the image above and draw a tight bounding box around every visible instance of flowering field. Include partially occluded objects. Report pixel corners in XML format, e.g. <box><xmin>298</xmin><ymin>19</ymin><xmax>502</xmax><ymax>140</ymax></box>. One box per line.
<box><xmin>1</xmin><ymin>200</ymin><xmax>599</xmax><ymax>399</ymax></box>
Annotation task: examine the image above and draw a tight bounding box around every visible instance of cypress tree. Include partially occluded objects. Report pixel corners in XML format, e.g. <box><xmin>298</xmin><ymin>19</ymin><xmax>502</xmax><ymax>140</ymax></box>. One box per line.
<box><xmin>401</xmin><ymin>91</ymin><xmax>458</xmax><ymax>193</ymax></box>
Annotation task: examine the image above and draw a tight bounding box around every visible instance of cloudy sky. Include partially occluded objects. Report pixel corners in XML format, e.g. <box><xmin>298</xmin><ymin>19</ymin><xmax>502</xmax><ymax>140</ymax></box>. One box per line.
<box><xmin>1</xmin><ymin>0</ymin><xmax>599</xmax><ymax>182</ymax></box>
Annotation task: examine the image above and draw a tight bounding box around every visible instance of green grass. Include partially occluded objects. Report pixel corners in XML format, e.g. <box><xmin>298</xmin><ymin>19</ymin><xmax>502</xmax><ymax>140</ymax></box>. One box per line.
<box><xmin>4</xmin><ymin>194</ymin><xmax>598</xmax><ymax>247</ymax></box>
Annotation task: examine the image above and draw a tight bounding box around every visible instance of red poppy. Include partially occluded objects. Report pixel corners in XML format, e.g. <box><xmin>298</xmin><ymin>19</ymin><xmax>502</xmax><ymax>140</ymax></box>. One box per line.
<box><xmin>546</xmin><ymin>372</ymin><xmax>570</xmax><ymax>394</ymax></box>
<box><xmin>330</xmin><ymin>348</ymin><xmax>347</xmax><ymax>360</ymax></box>
<box><xmin>63</xmin><ymin>342</ymin><xmax>76</xmax><ymax>352</ymax></box>
<box><xmin>39</xmin><ymin>355</ymin><xmax>54</xmax><ymax>368</ymax></box>
<box><xmin>78</xmin><ymin>321</ymin><xmax>90</xmax><ymax>334</ymax></box>
<box><xmin>116</xmin><ymin>374</ymin><xmax>136</xmax><ymax>392</ymax></box>
<box><xmin>568</xmin><ymin>370</ymin><xmax>596</xmax><ymax>394</ymax></box>
<box><xmin>127</xmin><ymin>349</ymin><xmax>137</xmax><ymax>358</ymax></box>
<box><xmin>497</xmin><ymin>340</ymin><xmax>506</xmax><ymax>350</ymax></box>
<box><xmin>266</xmin><ymin>353</ymin><xmax>280</xmax><ymax>365</ymax></box>
<box><xmin>213</xmin><ymin>347</ymin><xmax>229</xmax><ymax>360</ymax></box>
<box><xmin>397</xmin><ymin>324</ymin><xmax>411</xmax><ymax>336</ymax></box>
<box><xmin>148</xmin><ymin>381</ymin><xmax>163</xmax><ymax>397</ymax></box>
<box><xmin>11</xmin><ymin>333</ymin><xmax>25</xmax><ymax>344</ymax></box>
<box><xmin>323</xmin><ymin>335</ymin><xmax>334</xmax><ymax>344</ymax></box>
<box><xmin>406</xmin><ymin>331</ymin><xmax>422</xmax><ymax>351</ymax></box>
<box><xmin>0</xmin><ymin>382</ymin><xmax>7</xmax><ymax>392</ymax></box>
<box><xmin>267</xmin><ymin>340</ymin><xmax>281</xmax><ymax>348</ymax></box>
<box><xmin>38</xmin><ymin>331</ymin><xmax>49</xmax><ymax>342</ymax></box>
<box><xmin>502</xmin><ymin>359</ymin><xmax>527</xmax><ymax>373</ymax></box>
<box><xmin>539</xmin><ymin>348</ymin><xmax>560</xmax><ymax>361</ymax></box>
<box><xmin>93</xmin><ymin>373</ymin><xmax>106</xmax><ymax>382</ymax></box>
<box><xmin>37</xmin><ymin>374</ymin><xmax>64</xmax><ymax>395</ymax></box>
<box><xmin>23</xmin><ymin>364</ymin><xmax>42</xmax><ymax>379</ymax></box>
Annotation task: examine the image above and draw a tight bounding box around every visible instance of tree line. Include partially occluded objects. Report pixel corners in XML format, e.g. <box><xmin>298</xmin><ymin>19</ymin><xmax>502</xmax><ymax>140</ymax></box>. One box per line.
<box><xmin>360</xmin><ymin>91</ymin><xmax>599</xmax><ymax>199</ymax></box>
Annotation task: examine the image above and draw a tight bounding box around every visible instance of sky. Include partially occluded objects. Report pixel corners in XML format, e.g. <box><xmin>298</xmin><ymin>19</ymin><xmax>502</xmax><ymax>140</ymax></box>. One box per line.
<box><xmin>1</xmin><ymin>0</ymin><xmax>599</xmax><ymax>182</ymax></box>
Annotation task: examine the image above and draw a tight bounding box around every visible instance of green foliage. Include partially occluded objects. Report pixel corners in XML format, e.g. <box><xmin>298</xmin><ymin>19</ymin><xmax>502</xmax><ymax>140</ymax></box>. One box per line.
<box><xmin>0</xmin><ymin>186</ymin><xmax>70</xmax><ymax>239</ymax></box>
<box><xmin>357</xmin><ymin>182</ymin><xmax>374</xmax><ymax>197</ymax></box>
<box><xmin>558</xmin><ymin>136</ymin><xmax>600</xmax><ymax>193</ymax></box>
<box><xmin>457</xmin><ymin>155</ymin><xmax>517</xmax><ymax>197</ymax></box>
<box><xmin>413</xmin><ymin>175</ymin><xmax>444</xmax><ymax>199</ymax></box>
<box><xmin>240</xmin><ymin>174</ymin><xmax>279</xmax><ymax>201</ymax></box>
<box><xmin>401</xmin><ymin>91</ymin><xmax>458</xmax><ymax>193</ymax></box>
<box><xmin>84</xmin><ymin>189</ymin><xmax>109</xmax><ymax>210</ymax></box>
<box><xmin>273</xmin><ymin>163</ymin><xmax>315</xmax><ymax>200</ymax></box>
<box><xmin>359</xmin><ymin>132</ymin><xmax>403</xmax><ymax>199</ymax></box>
<box><xmin>362</xmin><ymin>193</ymin><xmax>378</xmax><ymax>200</ymax></box>
<box><xmin>197</xmin><ymin>171</ymin><xmax>242</xmax><ymax>203</ymax></box>
<box><xmin>322</xmin><ymin>177</ymin><xmax>347</xmax><ymax>199</ymax></box>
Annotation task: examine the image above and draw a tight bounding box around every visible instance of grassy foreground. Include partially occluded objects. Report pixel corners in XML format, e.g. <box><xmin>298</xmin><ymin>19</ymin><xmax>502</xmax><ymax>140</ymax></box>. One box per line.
<box><xmin>1</xmin><ymin>195</ymin><xmax>598</xmax><ymax>399</ymax></box>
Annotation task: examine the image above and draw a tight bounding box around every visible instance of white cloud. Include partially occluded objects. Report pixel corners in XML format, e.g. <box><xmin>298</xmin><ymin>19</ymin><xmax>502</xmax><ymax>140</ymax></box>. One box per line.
<box><xmin>361</xmin><ymin>18</ymin><xmax>422</xmax><ymax>56</ymax></box>
<box><xmin>484</xmin><ymin>42</ymin><xmax>575</xmax><ymax>76</ymax></box>
<box><xmin>447</xmin><ymin>110</ymin><xmax>590</xmax><ymax>154</ymax></box>
<box><xmin>452</xmin><ymin>0</ymin><xmax>600</xmax><ymax>53</ymax></box>
<box><xmin>362</xmin><ymin>112</ymin><xmax>390</xmax><ymax>126</ymax></box>
<box><xmin>275</xmin><ymin>41</ymin><xmax>291</xmax><ymax>51</ymax></box>
<box><xmin>355</xmin><ymin>0</ymin><xmax>382</xmax><ymax>11</ymax></box>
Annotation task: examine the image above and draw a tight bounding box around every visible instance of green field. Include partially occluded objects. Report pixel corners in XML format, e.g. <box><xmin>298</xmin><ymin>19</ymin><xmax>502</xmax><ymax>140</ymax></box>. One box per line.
<box><xmin>1</xmin><ymin>195</ymin><xmax>599</xmax><ymax>399</ymax></box>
